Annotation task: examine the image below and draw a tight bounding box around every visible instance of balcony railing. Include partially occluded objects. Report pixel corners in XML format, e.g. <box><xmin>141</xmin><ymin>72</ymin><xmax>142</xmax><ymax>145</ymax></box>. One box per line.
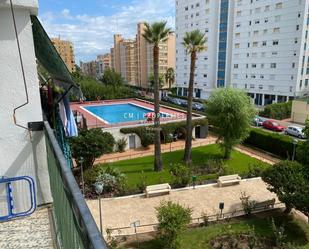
<box><xmin>44</xmin><ymin>121</ymin><xmax>108</xmax><ymax>249</ymax></box>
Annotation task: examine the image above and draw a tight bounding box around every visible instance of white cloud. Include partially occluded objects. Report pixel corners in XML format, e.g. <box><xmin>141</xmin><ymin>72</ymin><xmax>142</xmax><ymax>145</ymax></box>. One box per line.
<box><xmin>39</xmin><ymin>0</ymin><xmax>175</xmax><ymax>63</ymax></box>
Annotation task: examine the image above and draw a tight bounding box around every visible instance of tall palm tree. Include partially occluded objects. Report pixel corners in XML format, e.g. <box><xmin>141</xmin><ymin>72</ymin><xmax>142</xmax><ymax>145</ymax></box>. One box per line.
<box><xmin>165</xmin><ymin>67</ymin><xmax>175</xmax><ymax>89</ymax></box>
<box><xmin>182</xmin><ymin>30</ymin><xmax>207</xmax><ymax>165</ymax></box>
<box><xmin>143</xmin><ymin>21</ymin><xmax>171</xmax><ymax>172</ymax></box>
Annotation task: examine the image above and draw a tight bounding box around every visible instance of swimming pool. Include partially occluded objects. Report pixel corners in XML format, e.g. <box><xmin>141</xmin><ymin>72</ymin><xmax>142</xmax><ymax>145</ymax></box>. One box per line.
<box><xmin>83</xmin><ymin>103</ymin><xmax>169</xmax><ymax>124</ymax></box>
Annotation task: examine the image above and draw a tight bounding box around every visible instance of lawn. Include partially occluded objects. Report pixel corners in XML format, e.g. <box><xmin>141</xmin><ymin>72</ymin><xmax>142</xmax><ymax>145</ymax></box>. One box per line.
<box><xmin>125</xmin><ymin>212</ymin><xmax>309</xmax><ymax>249</ymax></box>
<box><xmin>90</xmin><ymin>144</ymin><xmax>269</xmax><ymax>190</ymax></box>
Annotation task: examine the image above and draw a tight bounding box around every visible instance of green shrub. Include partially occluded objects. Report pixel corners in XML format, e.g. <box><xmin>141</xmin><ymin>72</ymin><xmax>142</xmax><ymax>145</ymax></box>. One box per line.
<box><xmin>259</xmin><ymin>101</ymin><xmax>292</xmax><ymax>120</ymax></box>
<box><xmin>116</xmin><ymin>138</ymin><xmax>127</xmax><ymax>152</ymax></box>
<box><xmin>170</xmin><ymin>163</ymin><xmax>192</xmax><ymax>187</ymax></box>
<box><xmin>244</xmin><ymin>128</ymin><xmax>297</xmax><ymax>159</ymax></box>
<box><xmin>167</xmin><ymin>93</ymin><xmax>206</xmax><ymax>104</ymax></box>
<box><xmin>156</xmin><ymin>201</ymin><xmax>192</xmax><ymax>249</ymax></box>
<box><xmin>246</xmin><ymin>162</ymin><xmax>266</xmax><ymax>178</ymax></box>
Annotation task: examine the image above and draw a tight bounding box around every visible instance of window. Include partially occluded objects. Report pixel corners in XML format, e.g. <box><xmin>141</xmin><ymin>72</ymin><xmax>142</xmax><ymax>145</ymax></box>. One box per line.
<box><xmin>250</xmin><ymin>84</ymin><xmax>255</xmax><ymax>89</ymax></box>
<box><xmin>196</xmin><ymin>12</ymin><xmax>199</xmax><ymax>16</ymax></box>
<box><xmin>259</xmin><ymin>85</ymin><xmax>263</xmax><ymax>89</ymax></box>
<box><xmin>292</xmin><ymin>62</ymin><xmax>296</xmax><ymax>68</ymax></box>
<box><xmin>234</xmin><ymin>64</ymin><xmax>239</xmax><ymax>69</ymax></box>
<box><xmin>237</xmin><ymin>11</ymin><xmax>242</xmax><ymax>17</ymax></box>
<box><xmin>233</xmin><ymin>74</ymin><xmax>238</xmax><ymax>79</ymax></box>
<box><xmin>264</xmin><ymin>18</ymin><xmax>269</xmax><ymax>23</ymax></box>
<box><xmin>275</xmin><ymin>2</ymin><xmax>283</xmax><ymax>9</ymax></box>
<box><xmin>273</xmin><ymin>27</ymin><xmax>280</xmax><ymax>33</ymax></box>
<box><xmin>236</xmin><ymin>23</ymin><xmax>241</xmax><ymax>28</ymax></box>
<box><xmin>273</xmin><ymin>40</ymin><xmax>279</xmax><ymax>45</ymax></box>
<box><xmin>306</xmin><ymin>79</ymin><xmax>309</xmax><ymax>87</ymax></box>
<box><xmin>261</xmin><ymin>52</ymin><xmax>266</xmax><ymax>57</ymax></box>
<box><xmin>255</xmin><ymin>8</ymin><xmax>261</xmax><ymax>13</ymax></box>
<box><xmin>262</xmin><ymin>41</ymin><xmax>267</xmax><ymax>46</ymax></box>
<box><xmin>275</xmin><ymin>15</ymin><xmax>281</xmax><ymax>22</ymax></box>
<box><xmin>265</xmin><ymin>5</ymin><xmax>270</xmax><ymax>11</ymax></box>
<box><xmin>252</xmin><ymin>64</ymin><xmax>257</xmax><ymax>68</ymax></box>
<box><xmin>235</xmin><ymin>33</ymin><xmax>240</xmax><ymax>38</ymax></box>
<box><xmin>295</xmin><ymin>38</ymin><xmax>298</xmax><ymax>44</ymax></box>
<box><xmin>272</xmin><ymin>51</ymin><xmax>278</xmax><ymax>56</ymax></box>
<box><xmin>185</xmin><ymin>6</ymin><xmax>188</xmax><ymax>10</ymax></box>
<box><xmin>263</xmin><ymin>29</ymin><xmax>268</xmax><ymax>34</ymax></box>
<box><xmin>269</xmin><ymin>85</ymin><xmax>275</xmax><ymax>91</ymax></box>
<box><xmin>254</xmin><ymin>20</ymin><xmax>260</xmax><ymax>24</ymax></box>
<box><xmin>296</xmin><ymin>25</ymin><xmax>300</xmax><ymax>31</ymax></box>
<box><xmin>260</xmin><ymin>75</ymin><xmax>264</xmax><ymax>79</ymax></box>
<box><xmin>253</xmin><ymin>42</ymin><xmax>258</xmax><ymax>47</ymax></box>
<box><xmin>196</xmin><ymin>3</ymin><xmax>200</xmax><ymax>7</ymax></box>
<box><xmin>235</xmin><ymin>43</ymin><xmax>240</xmax><ymax>48</ymax></box>
<box><xmin>261</xmin><ymin>63</ymin><xmax>265</xmax><ymax>68</ymax></box>
<box><xmin>271</xmin><ymin>63</ymin><xmax>277</xmax><ymax>68</ymax></box>
<box><xmin>254</xmin><ymin>30</ymin><xmax>259</xmax><ymax>36</ymax></box>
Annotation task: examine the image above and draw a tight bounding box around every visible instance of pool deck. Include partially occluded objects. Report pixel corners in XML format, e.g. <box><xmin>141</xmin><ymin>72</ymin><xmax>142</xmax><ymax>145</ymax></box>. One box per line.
<box><xmin>71</xmin><ymin>99</ymin><xmax>200</xmax><ymax>128</ymax></box>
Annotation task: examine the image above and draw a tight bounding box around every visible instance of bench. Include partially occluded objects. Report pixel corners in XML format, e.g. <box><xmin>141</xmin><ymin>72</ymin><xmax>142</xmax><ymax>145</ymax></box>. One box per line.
<box><xmin>145</xmin><ymin>183</ymin><xmax>171</xmax><ymax>198</ymax></box>
<box><xmin>217</xmin><ymin>174</ymin><xmax>241</xmax><ymax>187</ymax></box>
<box><xmin>253</xmin><ymin>198</ymin><xmax>276</xmax><ymax>211</ymax></box>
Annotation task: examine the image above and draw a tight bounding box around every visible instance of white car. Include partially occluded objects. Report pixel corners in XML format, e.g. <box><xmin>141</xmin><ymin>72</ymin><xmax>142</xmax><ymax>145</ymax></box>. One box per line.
<box><xmin>285</xmin><ymin>126</ymin><xmax>306</xmax><ymax>139</ymax></box>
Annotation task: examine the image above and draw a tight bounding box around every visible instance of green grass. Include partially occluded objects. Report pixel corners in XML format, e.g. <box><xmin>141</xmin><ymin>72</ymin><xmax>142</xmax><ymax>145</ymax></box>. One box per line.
<box><xmin>126</xmin><ymin>212</ymin><xmax>309</xmax><ymax>249</ymax></box>
<box><xmin>96</xmin><ymin>144</ymin><xmax>269</xmax><ymax>190</ymax></box>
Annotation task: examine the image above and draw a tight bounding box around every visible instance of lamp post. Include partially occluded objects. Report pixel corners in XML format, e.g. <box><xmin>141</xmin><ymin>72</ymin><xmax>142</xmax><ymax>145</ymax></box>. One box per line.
<box><xmin>219</xmin><ymin>202</ymin><xmax>224</xmax><ymax>218</ymax></box>
<box><xmin>169</xmin><ymin>133</ymin><xmax>173</xmax><ymax>152</ymax></box>
<box><xmin>94</xmin><ymin>182</ymin><xmax>104</xmax><ymax>234</ymax></box>
<box><xmin>192</xmin><ymin>175</ymin><xmax>197</xmax><ymax>189</ymax></box>
<box><xmin>79</xmin><ymin>157</ymin><xmax>85</xmax><ymax>196</ymax></box>
<box><xmin>292</xmin><ymin>138</ymin><xmax>298</xmax><ymax>161</ymax></box>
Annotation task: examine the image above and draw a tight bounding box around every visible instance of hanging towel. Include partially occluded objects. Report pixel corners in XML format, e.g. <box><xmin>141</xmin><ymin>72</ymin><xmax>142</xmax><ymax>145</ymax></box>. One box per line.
<box><xmin>62</xmin><ymin>96</ymin><xmax>78</xmax><ymax>137</ymax></box>
<box><xmin>58</xmin><ymin>100</ymin><xmax>67</xmax><ymax>129</ymax></box>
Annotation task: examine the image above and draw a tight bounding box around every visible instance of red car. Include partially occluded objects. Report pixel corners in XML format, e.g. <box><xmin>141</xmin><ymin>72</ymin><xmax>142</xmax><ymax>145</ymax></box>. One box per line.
<box><xmin>262</xmin><ymin>120</ymin><xmax>286</xmax><ymax>132</ymax></box>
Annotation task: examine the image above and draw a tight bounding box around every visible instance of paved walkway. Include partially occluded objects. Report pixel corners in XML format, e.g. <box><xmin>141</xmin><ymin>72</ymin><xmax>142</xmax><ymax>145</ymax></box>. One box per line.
<box><xmin>87</xmin><ymin>178</ymin><xmax>281</xmax><ymax>236</ymax></box>
<box><xmin>0</xmin><ymin>206</ymin><xmax>55</xmax><ymax>249</ymax></box>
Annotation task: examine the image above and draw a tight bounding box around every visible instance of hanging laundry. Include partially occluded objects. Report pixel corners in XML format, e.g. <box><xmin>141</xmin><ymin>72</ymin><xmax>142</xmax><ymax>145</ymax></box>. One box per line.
<box><xmin>58</xmin><ymin>96</ymin><xmax>78</xmax><ymax>137</ymax></box>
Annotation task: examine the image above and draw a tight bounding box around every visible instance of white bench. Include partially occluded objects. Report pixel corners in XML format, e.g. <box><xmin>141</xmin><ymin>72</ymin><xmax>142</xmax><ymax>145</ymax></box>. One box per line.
<box><xmin>145</xmin><ymin>183</ymin><xmax>171</xmax><ymax>198</ymax></box>
<box><xmin>217</xmin><ymin>174</ymin><xmax>241</xmax><ymax>187</ymax></box>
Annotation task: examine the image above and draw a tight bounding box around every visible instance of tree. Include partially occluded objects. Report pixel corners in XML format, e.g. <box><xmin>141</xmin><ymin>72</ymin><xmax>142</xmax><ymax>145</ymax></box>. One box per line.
<box><xmin>206</xmin><ymin>88</ymin><xmax>256</xmax><ymax>159</ymax></box>
<box><xmin>100</xmin><ymin>68</ymin><xmax>124</xmax><ymax>91</ymax></box>
<box><xmin>70</xmin><ymin>128</ymin><xmax>115</xmax><ymax>169</ymax></box>
<box><xmin>149</xmin><ymin>73</ymin><xmax>165</xmax><ymax>89</ymax></box>
<box><xmin>156</xmin><ymin>201</ymin><xmax>192</xmax><ymax>249</ymax></box>
<box><xmin>262</xmin><ymin>161</ymin><xmax>307</xmax><ymax>213</ymax></box>
<box><xmin>182</xmin><ymin>30</ymin><xmax>207</xmax><ymax>165</ymax></box>
<box><xmin>302</xmin><ymin>119</ymin><xmax>309</xmax><ymax>138</ymax></box>
<box><xmin>165</xmin><ymin>67</ymin><xmax>175</xmax><ymax>89</ymax></box>
<box><xmin>143</xmin><ymin>21</ymin><xmax>171</xmax><ymax>172</ymax></box>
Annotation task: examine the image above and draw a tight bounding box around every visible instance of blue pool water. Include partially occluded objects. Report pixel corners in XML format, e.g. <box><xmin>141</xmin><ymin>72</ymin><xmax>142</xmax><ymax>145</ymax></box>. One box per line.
<box><xmin>84</xmin><ymin>103</ymin><xmax>169</xmax><ymax>124</ymax></box>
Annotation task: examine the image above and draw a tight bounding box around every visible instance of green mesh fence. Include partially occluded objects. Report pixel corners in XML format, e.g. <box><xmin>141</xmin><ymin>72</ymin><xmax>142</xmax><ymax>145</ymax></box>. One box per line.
<box><xmin>44</xmin><ymin>122</ymin><xmax>107</xmax><ymax>249</ymax></box>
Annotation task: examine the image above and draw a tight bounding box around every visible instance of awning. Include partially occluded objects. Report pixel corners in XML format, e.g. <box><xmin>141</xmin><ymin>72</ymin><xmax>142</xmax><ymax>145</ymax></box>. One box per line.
<box><xmin>30</xmin><ymin>15</ymin><xmax>81</xmax><ymax>96</ymax></box>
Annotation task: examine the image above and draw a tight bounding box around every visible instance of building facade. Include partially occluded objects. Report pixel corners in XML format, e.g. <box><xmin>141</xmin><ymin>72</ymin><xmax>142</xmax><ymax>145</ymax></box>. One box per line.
<box><xmin>51</xmin><ymin>37</ymin><xmax>76</xmax><ymax>73</ymax></box>
<box><xmin>112</xmin><ymin>23</ymin><xmax>176</xmax><ymax>88</ymax></box>
<box><xmin>176</xmin><ymin>0</ymin><xmax>309</xmax><ymax>105</ymax></box>
<box><xmin>119</xmin><ymin>39</ymin><xmax>138</xmax><ymax>85</ymax></box>
<box><xmin>80</xmin><ymin>53</ymin><xmax>112</xmax><ymax>79</ymax></box>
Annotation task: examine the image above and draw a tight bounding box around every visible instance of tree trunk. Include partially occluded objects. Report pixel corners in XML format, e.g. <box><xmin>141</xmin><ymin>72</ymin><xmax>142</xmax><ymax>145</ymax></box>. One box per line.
<box><xmin>153</xmin><ymin>45</ymin><xmax>163</xmax><ymax>171</ymax></box>
<box><xmin>184</xmin><ymin>51</ymin><xmax>196</xmax><ymax>165</ymax></box>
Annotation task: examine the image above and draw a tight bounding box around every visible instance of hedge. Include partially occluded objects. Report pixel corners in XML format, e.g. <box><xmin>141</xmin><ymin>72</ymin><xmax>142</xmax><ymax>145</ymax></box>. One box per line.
<box><xmin>120</xmin><ymin>118</ymin><xmax>208</xmax><ymax>146</ymax></box>
<box><xmin>259</xmin><ymin>101</ymin><xmax>292</xmax><ymax>120</ymax></box>
<box><xmin>244</xmin><ymin>128</ymin><xmax>301</xmax><ymax>159</ymax></box>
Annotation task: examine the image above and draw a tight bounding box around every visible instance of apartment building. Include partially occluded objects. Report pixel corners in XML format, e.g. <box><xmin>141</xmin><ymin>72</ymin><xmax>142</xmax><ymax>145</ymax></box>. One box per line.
<box><xmin>111</xmin><ymin>23</ymin><xmax>176</xmax><ymax>88</ymax></box>
<box><xmin>80</xmin><ymin>60</ymin><xmax>97</xmax><ymax>78</ymax></box>
<box><xmin>119</xmin><ymin>39</ymin><xmax>138</xmax><ymax>85</ymax></box>
<box><xmin>51</xmin><ymin>37</ymin><xmax>76</xmax><ymax>73</ymax></box>
<box><xmin>176</xmin><ymin>0</ymin><xmax>309</xmax><ymax>105</ymax></box>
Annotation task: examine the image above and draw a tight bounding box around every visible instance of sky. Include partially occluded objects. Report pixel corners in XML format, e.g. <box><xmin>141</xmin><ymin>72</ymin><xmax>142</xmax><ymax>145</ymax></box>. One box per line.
<box><xmin>39</xmin><ymin>0</ymin><xmax>175</xmax><ymax>63</ymax></box>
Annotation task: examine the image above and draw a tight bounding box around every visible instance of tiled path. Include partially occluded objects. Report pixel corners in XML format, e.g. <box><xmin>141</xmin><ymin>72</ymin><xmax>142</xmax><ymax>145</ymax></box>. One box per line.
<box><xmin>0</xmin><ymin>206</ymin><xmax>55</xmax><ymax>249</ymax></box>
<box><xmin>87</xmin><ymin>178</ymin><xmax>282</xmax><ymax>236</ymax></box>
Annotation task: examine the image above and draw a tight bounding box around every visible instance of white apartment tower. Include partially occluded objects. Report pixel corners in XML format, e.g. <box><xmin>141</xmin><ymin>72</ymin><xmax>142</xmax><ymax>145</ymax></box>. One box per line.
<box><xmin>176</xmin><ymin>0</ymin><xmax>309</xmax><ymax>105</ymax></box>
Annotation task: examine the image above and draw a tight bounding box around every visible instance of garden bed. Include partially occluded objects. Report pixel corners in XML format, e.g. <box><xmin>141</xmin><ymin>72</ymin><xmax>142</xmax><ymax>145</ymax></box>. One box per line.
<box><xmin>123</xmin><ymin>211</ymin><xmax>309</xmax><ymax>249</ymax></box>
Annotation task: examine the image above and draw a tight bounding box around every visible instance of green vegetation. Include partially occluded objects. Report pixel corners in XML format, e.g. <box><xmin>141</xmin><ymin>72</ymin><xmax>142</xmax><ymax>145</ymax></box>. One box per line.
<box><xmin>263</xmin><ymin>160</ymin><xmax>309</xmax><ymax>218</ymax></box>
<box><xmin>259</xmin><ymin>101</ymin><xmax>292</xmax><ymax>120</ymax></box>
<box><xmin>72</xmin><ymin>72</ymin><xmax>136</xmax><ymax>101</ymax></box>
<box><xmin>120</xmin><ymin>118</ymin><xmax>208</xmax><ymax>146</ymax></box>
<box><xmin>85</xmin><ymin>144</ymin><xmax>268</xmax><ymax>192</ymax></box>
<box><xmin>149</xmin><ymin>73</ymin><xmax>165</xmax><ymax>89</ymax></box>
<box><xmin>165</xmin><ymin>67</ymin><xmax>175</xmax><ymax>89</ymax></box>
<box><xmin>156</xmin><ymin>201</ymin><xmax>192</xmax><ymax>249</ymax></box>
<box><xmin>182</xmin><ymin>30</ymin><xmax>207</xmax><ymax>164</ymax></box>
<box><xmin>297</xmin><ymin>119</ymin><xmax>309</xmax><ymax>166</ymax></box>
<box><xmin>70</xmin><ymin>128</ymin><xmax>115</xmax><ymax>169</ymax></box>
<box><xmin>126</xmin><ymin>212</ymin><xmax>309</xmax><ymax>249</ymax></box>
<box><xmin>206</xmin><ymin>88</ymin><xmax>256</xmax><ymax>159</ymax></box>
<box><xmin>244</xmin><ymin>128</ymin><xmax>301</xmax><ymax>159</ymax></box>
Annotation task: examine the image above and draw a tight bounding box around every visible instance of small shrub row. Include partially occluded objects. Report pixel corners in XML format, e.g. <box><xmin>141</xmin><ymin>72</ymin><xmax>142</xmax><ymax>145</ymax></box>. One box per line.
<box><xmin>120</xmin><ymin>118</ymin><xmax>208</xmax><ymax>147</ymax></box>
<box><xmin>167</xmin><ymin>93</ymin><xmax>206</xmax><ymax>104</ymax></box>
<box><xmin>259</xmin><ymin>101</ymin><xmax>292</xmax><ymax>120</ymax></box>
<box><xmin>244</xmin><ymin>128</ymin><xmax>300</xmax><ymax>159</ymax></box>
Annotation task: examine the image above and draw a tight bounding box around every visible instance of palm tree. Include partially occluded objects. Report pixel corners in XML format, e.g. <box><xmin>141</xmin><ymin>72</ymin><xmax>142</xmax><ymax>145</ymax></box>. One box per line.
<box><xmin>182</xmin><ymin>30</ymin><xmax>207</xmax><ymax>165</ymax></box>
<box><xmin>143</xmin><ymin>21</ymin><xmax>171</xmax><ymax>172</ymax></box>
<box><xmin>165</xmin><ymin>67</ymin><xmax>175</xmax><ymax>89</ymax></box>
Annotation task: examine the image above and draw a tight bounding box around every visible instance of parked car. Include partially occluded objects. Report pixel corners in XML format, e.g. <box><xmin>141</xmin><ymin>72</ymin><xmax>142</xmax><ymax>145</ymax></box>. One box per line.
<box><xmin>171</xmin><ymin>98</ymin><xmax>182</xmax><ymax>105</ymax></box>
<box><xmin>285</xmin><ymin>126</ymin><xmax>306</xmax><ymax>139</ymax></box>
<box><xmin>192</xmin><ymin>102</ymin><xmax>205</xmax><ymax>111</ymax></box>
<box><xmin>262</xmin><ymin>120</ymin><xmax>286</xmax><ymax>132</ymax></box>
<box><xmin>253</xmin><ymin>116</ymin><xmax>267</xmax><ymax>126</ymax></box>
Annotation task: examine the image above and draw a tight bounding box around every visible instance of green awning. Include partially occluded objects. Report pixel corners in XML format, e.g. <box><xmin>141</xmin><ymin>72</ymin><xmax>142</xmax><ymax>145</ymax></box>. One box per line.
<box><xmin>30</xmin><ymin>15</ymin><xmax>80</xmax><ymax>95</ymax></box>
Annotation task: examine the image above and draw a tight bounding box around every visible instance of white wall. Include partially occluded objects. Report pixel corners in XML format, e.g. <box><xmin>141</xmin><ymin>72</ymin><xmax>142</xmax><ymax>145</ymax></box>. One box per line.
<box><xmin>0</xmin><ymin>1</ymin><xmax>52</xmax><ymax>213</ymax></box>
<box><xmin>106</xmin><ymin>127</ymin><xmax>142</xmax><ymax>151</ymax></box>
